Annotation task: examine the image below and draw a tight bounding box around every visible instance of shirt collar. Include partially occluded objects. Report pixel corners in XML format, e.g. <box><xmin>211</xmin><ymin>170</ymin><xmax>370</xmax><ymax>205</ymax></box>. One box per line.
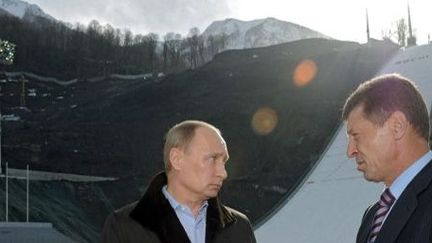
<box><xmin>389</xmin><ymin>150</ymin><xmax>432</xmax><ymax>199</ymax></box>
<box><xmin>162</xmin><ymin>185</ymin><xmax>208</xmax><ymax>213</ymax></box>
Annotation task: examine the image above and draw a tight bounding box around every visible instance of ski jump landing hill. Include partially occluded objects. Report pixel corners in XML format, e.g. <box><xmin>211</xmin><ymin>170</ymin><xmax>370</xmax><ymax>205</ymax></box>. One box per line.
<box><xmin>255</xmin><ymin>43</ymin><xmax>432</xmax><ymax>242</ymax></box>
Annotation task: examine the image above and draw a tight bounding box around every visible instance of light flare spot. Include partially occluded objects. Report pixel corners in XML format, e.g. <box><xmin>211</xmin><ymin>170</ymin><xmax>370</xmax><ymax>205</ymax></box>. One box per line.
<box><xmin>251</xmin><ymin>107</ymin><xmax>278</xmax><ymax>135</ymax></box>
<box><xmin>293</xmin><ymin>59</ymin><xmax>318</xmax><ymax>87</ymax></box>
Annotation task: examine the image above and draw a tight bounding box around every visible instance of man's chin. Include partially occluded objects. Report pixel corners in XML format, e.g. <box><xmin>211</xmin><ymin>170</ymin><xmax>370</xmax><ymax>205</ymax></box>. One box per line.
<box><xmin>363</xmin><ymin>173</ymin><xmax>379</xmax><ymax>183</ymax></box>
<box><xmin>206</xmin><ymin>188</ymin><xmax>220</xmax><ymax>198</ymax></box>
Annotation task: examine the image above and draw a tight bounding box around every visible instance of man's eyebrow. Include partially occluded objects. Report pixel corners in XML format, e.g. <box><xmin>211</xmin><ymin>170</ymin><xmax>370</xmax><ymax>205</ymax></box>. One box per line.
<box><xmin>214</xmin><ymin>152</ymin><xmax>229</xmax><ymax>162</ymax></box>
<box><xmin>347</xmin><ymin>127</ymin><xmax>355</xmax><ymax>135</ymax></box>
<box><xmin>208</xmin><ymin>152</ymin><xmax>227</xmax><ymax>158</ymax></box>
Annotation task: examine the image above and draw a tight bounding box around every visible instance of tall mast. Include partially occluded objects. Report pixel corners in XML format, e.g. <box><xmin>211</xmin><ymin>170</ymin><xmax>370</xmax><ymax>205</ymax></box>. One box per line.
<box><xmin>407</xmin><ymin>3</ymin><xmax>413</xmax><ymax>39</ymax></box>
<box><xmin>407</xmin><ymin>2</ymin><xmax>417</xmax><ymax>46</ymax></box>
<box><xmin>366</xmin><ymin>9</ymin><xmax>370</xmax><ymax>42</ymax></box>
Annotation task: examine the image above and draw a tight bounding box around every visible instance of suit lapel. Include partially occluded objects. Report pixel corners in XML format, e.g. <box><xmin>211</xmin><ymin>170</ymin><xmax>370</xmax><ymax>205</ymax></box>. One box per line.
<box><xmin>205</xmin><ymin>197</ymin><xmax>236</xmax><ymax>243</ymax></box>
<box><xmin>375</xmin><ymin>160</ymin><xmax>432</xmax><ymax>243</ymax></box>
<box><xmin>357</xmin><ymin>203</ymin><xmax>379</xmax><ymax>243</ymax></box>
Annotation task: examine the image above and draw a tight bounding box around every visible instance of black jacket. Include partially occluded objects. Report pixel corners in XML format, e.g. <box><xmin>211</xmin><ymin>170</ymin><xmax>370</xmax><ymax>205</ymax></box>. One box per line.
<box><xmin>101</xmin><ymin>172</ymin><xmax>256</xmax><ymax>243</ymax></box>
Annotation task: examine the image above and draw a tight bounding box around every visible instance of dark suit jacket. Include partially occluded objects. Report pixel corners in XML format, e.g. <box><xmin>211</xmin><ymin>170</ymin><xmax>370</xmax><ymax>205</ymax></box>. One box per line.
<box><xmin>356</xmin><ymin>160</ymin><xmax>432</xmax><ymax>243</ymax></box>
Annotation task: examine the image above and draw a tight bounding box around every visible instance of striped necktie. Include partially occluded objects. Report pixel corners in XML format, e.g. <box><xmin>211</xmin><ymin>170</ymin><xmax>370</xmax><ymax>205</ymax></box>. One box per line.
<box><xmin>368</xmin><ymin>188</ymin><xmax>395</xmax><ymax>243</ymax></box>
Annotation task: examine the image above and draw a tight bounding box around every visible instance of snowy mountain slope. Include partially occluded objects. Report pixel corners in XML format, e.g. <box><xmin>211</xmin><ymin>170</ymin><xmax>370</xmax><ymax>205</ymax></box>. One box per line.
<box><xmin>202</xmin><ymin>17</ymin><xmax>331</xmax><ymax>49</ymax></box>
<box><xmin>0</xmin><ymin>0</ymin><xmax>55</xmax><ymax>21</ymax></box>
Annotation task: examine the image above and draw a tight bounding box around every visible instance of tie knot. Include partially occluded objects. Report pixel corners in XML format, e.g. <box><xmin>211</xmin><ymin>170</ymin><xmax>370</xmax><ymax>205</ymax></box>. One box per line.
<box><xmin>379</xmin><ymin>188</ymin><xmax>395</xmax><ymax>207</ymax></box>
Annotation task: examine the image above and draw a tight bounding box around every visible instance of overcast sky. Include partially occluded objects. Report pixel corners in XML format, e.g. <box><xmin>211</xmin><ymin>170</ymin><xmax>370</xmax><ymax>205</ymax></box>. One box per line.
<box><xmin>26</xmin><ymin>0</ymin><xmax>432</xmax><ymax>44</ymax></box>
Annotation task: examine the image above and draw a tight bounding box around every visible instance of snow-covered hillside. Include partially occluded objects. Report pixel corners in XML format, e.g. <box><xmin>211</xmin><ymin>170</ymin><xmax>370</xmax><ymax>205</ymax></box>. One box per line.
<box><xmin>202</xmin><ymin>17</ymin><xmax>331</xmax><ymax>49</ymax></box>
<box><xmin>0</xmin><ymin>0</ymin><xmax>55</xmax><ymax>21</ymax></box>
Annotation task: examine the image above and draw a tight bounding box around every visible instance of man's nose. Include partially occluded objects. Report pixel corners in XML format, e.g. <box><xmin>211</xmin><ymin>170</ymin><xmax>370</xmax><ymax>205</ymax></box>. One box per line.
<box><xmin>346</xmin><ymin>140</ymin><xmax>358</xmax><ymax>158</ymax></box>
<box><xmin>216</xmin><ymin>162</ymin><xmax>228</xmax><ymax>180</ymax></box>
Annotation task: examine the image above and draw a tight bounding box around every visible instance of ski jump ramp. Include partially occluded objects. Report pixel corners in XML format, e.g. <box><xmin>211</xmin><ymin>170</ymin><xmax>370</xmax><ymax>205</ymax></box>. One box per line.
<box><xmin>254</xmin><ymin>43</ymin><xmax>432</xmax><ymax>242</ymax></box>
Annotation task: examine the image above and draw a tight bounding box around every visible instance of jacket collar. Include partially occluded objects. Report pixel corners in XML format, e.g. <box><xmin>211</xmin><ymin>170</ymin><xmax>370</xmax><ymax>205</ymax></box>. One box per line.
<box><xmin>374</xmin><ymin>159</ymin><xmax>432</xmax><ymax>243</ymax></box>
<box><xmin>129</xmin><ymin>171</ymin><xmax>236</xmax><ymax>243</ymax></box>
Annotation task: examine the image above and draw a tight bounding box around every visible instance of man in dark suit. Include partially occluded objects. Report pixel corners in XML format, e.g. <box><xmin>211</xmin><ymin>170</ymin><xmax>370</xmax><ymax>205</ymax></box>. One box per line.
<box><xmin>342</xmin><ymin>73</ymin><xmax>432</xmax><ymax>243</ymax></box>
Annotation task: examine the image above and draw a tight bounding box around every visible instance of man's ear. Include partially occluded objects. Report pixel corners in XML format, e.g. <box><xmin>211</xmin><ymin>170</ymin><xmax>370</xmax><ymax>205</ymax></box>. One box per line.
<box><xmin>169</xmin><ymin>148</ymin><xmax>183</xmax><ymax>170</ymax></box>
<box><xmin>390</xmin><ymin>111</ymin><xmax>408</xmax><ymax>140</ymax></box>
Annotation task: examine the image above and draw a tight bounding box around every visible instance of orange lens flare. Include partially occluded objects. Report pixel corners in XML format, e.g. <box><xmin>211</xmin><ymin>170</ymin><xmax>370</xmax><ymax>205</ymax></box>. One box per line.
<box><xmin>293</xmin><ymin>59</ymin><xmax>317</xmax><ymax>87</ymax></box>
<box><xmin>251</xmin><ymin>107</ymin><xmax>278</xmax><ymax>135</ymax></box>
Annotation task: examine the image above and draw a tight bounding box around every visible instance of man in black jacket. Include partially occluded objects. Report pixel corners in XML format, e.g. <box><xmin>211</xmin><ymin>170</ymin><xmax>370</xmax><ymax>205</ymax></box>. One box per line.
<box><xmin>101</xmin><ymin>120</ymin><xmax>256</xmax><ymax>243</ymax></box>
<box><xmin>343</xmin><ymin>74</ymin><xmax>432</xmax><ymax>243</ymax></box>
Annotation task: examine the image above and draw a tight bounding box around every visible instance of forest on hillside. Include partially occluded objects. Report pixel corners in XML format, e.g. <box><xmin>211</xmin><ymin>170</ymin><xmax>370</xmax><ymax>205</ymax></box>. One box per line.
<box><xmin>0</xmin><ymin>13</ymin><xmax>228</xmax><ymax>79</ymax></box>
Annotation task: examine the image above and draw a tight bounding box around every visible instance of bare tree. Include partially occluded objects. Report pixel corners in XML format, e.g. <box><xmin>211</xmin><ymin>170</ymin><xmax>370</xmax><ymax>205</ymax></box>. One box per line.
<box><xmin>103</xmin><ymin>24</ymin><xmax>116</xmax><ymax>46</ymax></box>
<box><xmin>162</xmin><ymin>34</ymin><xmax>170</xmax><ymax>70</ymax></box>
<box><xmin>163</xmin><ymin>32</ymin><xmax>178</xmax><ymax>70</ymax></box>
<box><xmin>87</xmin><ymin>20</ymin><xmax>104</xmax><ymax>59</ymax></box>
<box><xmin>198</xmin><ymin>35</ymin><xmax>206</xmax><ymax>65</ymax></box>
<box><xmin>123</xmin><ymin>29</ymin><xmax>133</xmax><ymax>47</ymax></box>
<box><xmin>207</xmin><ymin>35</ymin><xmax>217</xmax><ymax>56</ymax></box>
<box><xmin>206</xmin><ymin>33</ymin><xmax>228</xmax><ymax>57</ymax></box>
<box><xmin>102</xmin><ymin>24</ymin><xmax>116</xmax><ymax>64</ymax></box>
<box><xmin>171</xmin><ymin>33</ymin><xmax>183</xmax><ymax>67</ymax></box>
<box><xmin>381</xmin><ymin>18</ymin><xmax>409</xmax><ymax>47</ymax></box>
<box><xmin>144</xmin><ymin>33</ymin><xmax>159</xmax><ymax>72</ymax></box>
<box><xmin>396</xmin><ymin>18</ymin><xmax>407</xmax><ymax>47</ymax></box>
<box><xmin>187</xmin><ymin>27</ymin><xmax>201</xmax><ymax>69</ymax></box>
